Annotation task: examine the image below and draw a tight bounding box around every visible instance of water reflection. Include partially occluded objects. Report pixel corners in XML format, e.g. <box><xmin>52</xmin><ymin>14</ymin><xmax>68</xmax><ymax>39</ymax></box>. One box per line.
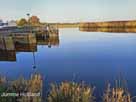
<box><xmin>79</xmin><ymin>22</ymin><xmax>136</xmax><ymax>33</ymax></box>
<box><xmin>0</xmin><ymin>27</ymin><xmax>136</xmax><ymax>101</ymax></box>
<box><xmin>0</xmin><ymin>33</ymin><xmax>59</xmax><ymax>62</ymax></box>
<box><xmin>79</xmin><ymin>27</ymin><xmax>136</xmax><ymax>33</ymax></box>
<box><xmin>0</xmin><ymin>31</ymin><xmax>59</xmax><ymax>101</ymax></box>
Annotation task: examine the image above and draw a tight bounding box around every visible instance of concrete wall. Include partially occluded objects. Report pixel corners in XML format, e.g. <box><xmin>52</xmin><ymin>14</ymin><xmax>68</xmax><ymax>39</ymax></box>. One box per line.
<box><xmin>0</xmin><ymin>36</ymin><xmax>15</xmax><ymax>50</ymax></box>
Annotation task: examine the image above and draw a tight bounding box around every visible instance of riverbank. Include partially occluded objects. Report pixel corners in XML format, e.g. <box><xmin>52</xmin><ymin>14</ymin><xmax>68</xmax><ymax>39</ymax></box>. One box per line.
<box><xmin>0</xmin><ymin>74</ymin><xmax>134</xmax><ymax>102</ymax></box>
<box><xmin>48</xmin><ymin>23</ymin><xmax>79</xmax><ymax>28</ymax></box>
<box><xmin>47</xmin><ymin>20</ymin><xmax>136</xmax><ymax>28</ymax></box>
<box><xmin>79</xmin><ymin>20</ymin><xmax>136</xmax><ymax>32</ymax></box>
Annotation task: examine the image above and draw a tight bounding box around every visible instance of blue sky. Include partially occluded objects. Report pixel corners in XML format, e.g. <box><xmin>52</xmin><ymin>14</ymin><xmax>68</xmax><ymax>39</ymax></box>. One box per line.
<box><xmin>0</xmin><ymin>0</ymin><xmax>136</xmax><ymax>22</ymax></box>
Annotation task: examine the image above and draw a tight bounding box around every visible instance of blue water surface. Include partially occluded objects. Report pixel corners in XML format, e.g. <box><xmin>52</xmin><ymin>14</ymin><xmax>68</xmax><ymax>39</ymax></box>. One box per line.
<box><xmin>0</xmin><ymin>28</ymin><xmax>136</xmax><ymax>97</ymax></box>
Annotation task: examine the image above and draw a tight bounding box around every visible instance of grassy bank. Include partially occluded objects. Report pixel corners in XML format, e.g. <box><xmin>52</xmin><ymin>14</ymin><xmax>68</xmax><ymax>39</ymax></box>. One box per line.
<box><xmin>47</xmin><ymin>23</ymin><xmax>79</xmax><ymax>28</ymax></box>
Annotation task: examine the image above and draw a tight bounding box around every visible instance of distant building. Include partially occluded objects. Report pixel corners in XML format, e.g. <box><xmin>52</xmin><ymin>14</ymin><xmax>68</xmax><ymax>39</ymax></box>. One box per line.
<box><xmin>7</xmin><ymin>20</ymin><xmax>17</xmax><ymax>27</ymax></box>
<box><xmin>0</xmin><ymin>19</ymin><xmax>4</xmax><ymax>27</ymax></box>
<box><xmin>0</xmin><ymin>20</ymin><xmax>17</xmax><ymax>28</ymax></box>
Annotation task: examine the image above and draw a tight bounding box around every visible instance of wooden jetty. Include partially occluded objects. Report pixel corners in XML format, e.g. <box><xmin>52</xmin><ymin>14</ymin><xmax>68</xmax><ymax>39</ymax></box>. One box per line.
<box><xmin>0</xmin><ymin>25</ymin><xmax>59</xmax><ymax>36</ymax></box>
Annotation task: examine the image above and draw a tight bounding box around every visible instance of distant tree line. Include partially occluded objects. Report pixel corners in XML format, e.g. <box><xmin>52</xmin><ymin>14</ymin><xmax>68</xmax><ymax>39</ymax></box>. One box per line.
<box><xmin>17</xmin><ymin>16</ymin><xmax>41</xmax><ymax>26</ymax></box>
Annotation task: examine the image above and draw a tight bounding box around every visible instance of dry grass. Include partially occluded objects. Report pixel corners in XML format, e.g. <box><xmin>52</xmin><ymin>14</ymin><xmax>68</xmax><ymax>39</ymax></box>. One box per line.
<box><xmin>103</xmin><ymin>83</ymin><xmax>132</xmax><ymax>102</ymax></box>
<box><xmin>48</xmin><ymin>81</ymin><xmax>95</xmax><ymax>102</ymax></box>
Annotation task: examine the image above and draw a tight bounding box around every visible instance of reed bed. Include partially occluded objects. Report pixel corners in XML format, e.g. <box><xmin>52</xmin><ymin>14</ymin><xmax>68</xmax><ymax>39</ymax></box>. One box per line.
<box><xmin>48</xmin><ymin>81</ymin><xmax>95</xmax><ymax>102</ymax></box>
<box><xmin>0</xmin><ymin>75</ymin><xmax>136</xmax><ymax>102</ymax></box>
<box><xmin>103</xmin><ymin>83</ymin><xmax>132</xmax><ymax>102</ymax></box>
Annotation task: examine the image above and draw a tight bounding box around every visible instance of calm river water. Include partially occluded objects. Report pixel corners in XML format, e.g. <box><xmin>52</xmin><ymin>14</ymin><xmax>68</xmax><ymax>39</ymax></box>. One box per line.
<box><xmin>0</xmin><ymin>28</ymin><xmax>136</xmax><ymax>98</ymax></box>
